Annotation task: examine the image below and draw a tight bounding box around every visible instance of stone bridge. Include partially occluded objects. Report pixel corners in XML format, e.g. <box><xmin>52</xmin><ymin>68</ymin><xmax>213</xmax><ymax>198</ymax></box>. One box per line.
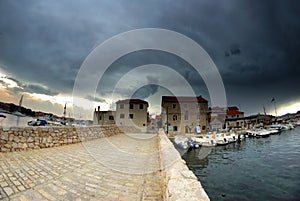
<box><xmin>0</xmin><ymin>126</ymin><xmax>209</xmax><ymax>201</ymax></box>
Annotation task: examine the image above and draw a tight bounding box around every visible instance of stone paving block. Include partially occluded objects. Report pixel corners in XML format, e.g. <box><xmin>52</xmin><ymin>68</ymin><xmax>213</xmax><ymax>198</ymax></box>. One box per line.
<box><xmin>2</xmin><ymin>134</ymin><xmax>167</xmax><ymax>201</ymax></box>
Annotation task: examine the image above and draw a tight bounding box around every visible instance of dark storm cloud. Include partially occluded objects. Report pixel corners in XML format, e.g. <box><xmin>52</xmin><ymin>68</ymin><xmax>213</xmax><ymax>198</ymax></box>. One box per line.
<box><xmin>131</xmin><ymin>75</ymin><xmax>160</xmax><ymax>99</ymax></box>
<box><xmin>26</xmin><ymin>84</ymin><xmax>59</xmax><ymax>96</ymax></box>
<box><xmin>131</xmin><ymin>76</ymin><xmax>160</xmax><ymax>99</ymax></box>
<box><xmin>0</xmin><ymin>0</ymin><xmax>299</xmax><ymax>114</ymax></box>
<box><xmin>97</xmin><ymin>50</ymin><xmax>209</xmax><ymax>99</ymax></box>
<box><xmin>0</xmin><ymin>0</ymin><xmax>162</xmax><ymax>93</ymax></box>
<box><xmin>0</xmin><ymin>75</ymin><xmax>59</xmax><ymax>96</ymax></box>
<box><xmin>154</xmin><ymin>0</ymin><xmax>300</xmax><ymax>113</ymax></box>
<box><xmin>85</xmin><ymin>95</ymin><xmax>106</xmax><ymax>103</ymax></box>
<box><xmin>132</xmin><ymin>85</ymin><xmax>161</xmax><ymax>100</ymax></box>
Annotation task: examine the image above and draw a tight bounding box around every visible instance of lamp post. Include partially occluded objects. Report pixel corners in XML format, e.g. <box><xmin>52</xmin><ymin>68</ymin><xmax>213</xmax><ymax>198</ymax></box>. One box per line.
<box><xmin>166</xmin><ymin>106</ymin><xmax>169</xmax><ymax>134</ymax></box>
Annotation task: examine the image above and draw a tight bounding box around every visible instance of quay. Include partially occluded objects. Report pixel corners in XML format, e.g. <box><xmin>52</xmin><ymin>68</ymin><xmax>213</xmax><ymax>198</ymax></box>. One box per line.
<box><xmin>0</xmin><ymin>126</ymin><xmax>209</xmax><ymax>201</ymax></box>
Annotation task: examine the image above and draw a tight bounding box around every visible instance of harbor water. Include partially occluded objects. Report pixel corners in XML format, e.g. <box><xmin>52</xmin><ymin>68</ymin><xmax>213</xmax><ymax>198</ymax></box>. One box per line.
<box><xmin>182</xmin><ymin>128</ymin><xmax>300</xmax><ymax>201</ymax></box>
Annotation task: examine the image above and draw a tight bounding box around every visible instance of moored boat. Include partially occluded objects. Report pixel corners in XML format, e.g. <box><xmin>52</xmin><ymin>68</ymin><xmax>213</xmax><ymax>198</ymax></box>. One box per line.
<box><xmin>173</xmin><ymin>135</ymin><xmax>189</xmax><ymax>149</ymax></box>
<box><xmin>193</xmin><ymin>135</ymin><xmax>217</xmax><ymax>147</ymax></box>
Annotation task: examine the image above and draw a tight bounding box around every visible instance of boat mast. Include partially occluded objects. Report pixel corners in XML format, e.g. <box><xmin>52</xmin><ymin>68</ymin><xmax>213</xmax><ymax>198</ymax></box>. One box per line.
<box><xmin>263</xmin><ymin>105</ymin><xmax>266</xmax><ymax>115</ymax></box>
<box><xmin>271</xmin><ymin>97</ymin><xmax>277</xmax><ymax>117</ymax></box>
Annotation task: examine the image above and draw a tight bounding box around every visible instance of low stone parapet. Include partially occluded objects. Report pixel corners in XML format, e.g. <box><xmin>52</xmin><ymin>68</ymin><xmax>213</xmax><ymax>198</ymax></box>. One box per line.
<box><xmin>0</xmin><ymin>125</ymin><xmax>122</xmax><ymax>152</ymax></box>
<box><xmin>158</xmin><ymin>129</ymin><xmax>210</xmax><ymax>201</ymax></box>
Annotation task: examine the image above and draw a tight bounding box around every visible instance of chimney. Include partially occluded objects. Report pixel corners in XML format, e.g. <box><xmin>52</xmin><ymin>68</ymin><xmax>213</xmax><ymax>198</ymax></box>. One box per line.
<box><xmin>98</xmin><ymin>106</ymin><xmax>100</xmax><ymax>111</ymax></box>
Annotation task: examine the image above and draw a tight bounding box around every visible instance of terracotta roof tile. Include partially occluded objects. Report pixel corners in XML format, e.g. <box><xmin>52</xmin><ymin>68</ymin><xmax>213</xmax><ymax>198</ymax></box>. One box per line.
<box><xmin>116</xmin><ymin>99</ymin><xmax>148</xmax><ymax>105</ymax></box>
<box><xmin>162</xmin><ymin>96</ymin><xmax>208</xmax><ymax>103</ymax></box>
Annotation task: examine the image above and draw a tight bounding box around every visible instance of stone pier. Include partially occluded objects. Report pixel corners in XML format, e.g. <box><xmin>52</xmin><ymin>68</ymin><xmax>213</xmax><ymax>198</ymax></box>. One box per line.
<box><xmin>0</xmin><ymin>126</ymin><xmax>209</xmax><ymax>201</ymax></box>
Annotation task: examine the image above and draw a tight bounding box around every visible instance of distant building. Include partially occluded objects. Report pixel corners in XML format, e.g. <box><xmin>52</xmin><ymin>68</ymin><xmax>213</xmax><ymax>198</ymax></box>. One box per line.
<box><xmin>161</xmin><ymin>96</ymin><xmax>209</xmax><ymax>134</ymax></box>
<box><xmin>148</xmin><ymin>115</ymin><xmax>163</xmax><ymax>133</ymax></box>
<box><xmin>93</xmin><ymin>106</ymin><xmax>116</xmax><ymax>125</ymax></box>
<box><xmin>209</xmin><ymin>116</ymin><xmax>224</xmax><ymax>131</ymax></box>
<box><xmin>243</xmin><ymin>114</ymin><xmax>273</xmax><ymax>128</ymax></box>
<box><xmin>209</xmin><ymin>106</ymin><xmax>227</xmax><ymax>131</ymax></box>
<box><xmin>115</xmin><ymin>99</ymin><xmax>149</xmax><ymax>132</ymax></box>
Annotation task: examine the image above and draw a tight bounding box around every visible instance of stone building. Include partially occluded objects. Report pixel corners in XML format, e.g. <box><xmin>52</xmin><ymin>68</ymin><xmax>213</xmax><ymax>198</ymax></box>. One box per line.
<box><xmin>115</xmin><ymin>99</ymin><xmax>149</xmax><ymax>132</ymax></box>
<box><xmin>161</xmin><ymin>96</ymin><xmax>209</xmax><ymax>134</ymax></box>
<box><xmin>93</xmin><ymin>106</ymin><xmax>116</xmax><ymax>125</ymax></box>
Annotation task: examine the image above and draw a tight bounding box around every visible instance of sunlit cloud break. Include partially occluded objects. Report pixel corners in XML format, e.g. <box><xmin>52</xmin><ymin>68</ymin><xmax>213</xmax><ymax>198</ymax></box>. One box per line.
<box><xmin>0</xmin><ymin>73</ymin><xmax>20</xmax><ymax>89</ymax></box>
<box><xmin>27</xmin><ymin>93</ymin><xmax>110</xmax><ymax>112</ymax></box>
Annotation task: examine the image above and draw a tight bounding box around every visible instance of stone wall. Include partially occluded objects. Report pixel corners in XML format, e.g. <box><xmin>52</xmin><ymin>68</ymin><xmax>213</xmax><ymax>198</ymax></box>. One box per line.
<box><xmin>0</xmin><ymin>125</ymin><xmax>122</xmax><ymax>152</ymax></box>
<box><xmin>158</xmin><ymin>129</ymin><xmax>210</xmax><ymax>201</ymax></box>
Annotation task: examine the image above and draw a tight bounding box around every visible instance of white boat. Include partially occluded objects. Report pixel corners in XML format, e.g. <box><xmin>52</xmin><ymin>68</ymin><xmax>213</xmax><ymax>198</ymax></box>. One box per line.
<box><xmin>266</xmin><ymin>127</ymin><xmax>281</xmax><ymax>135</ymax></box>
<box><xmin>173</xmin><ymin>136</ymin><xmax>189</xmax><ymax>149</ymax></box>
<box><xmin>193</xmin><ymin>135</ymin><xmax>217</xmax><ymax>147</ymax></box>
<box><xmin>215</xmin><ymin>133</ymin><xmax>230</xmax><ymax>146</ymax></box>
<box><xmin>246</xmin><ymin>129</ymin><xmax>271</xmax><ymax>138</ymax></box>
<box><xmin>287</xmin><ymin>123</ymin><xmax>294</xmax><ymax>130</ymax></box>
<box><xmin>270</xmin><ymin>124</ymin><xmax>289</xmax><ymax>131</ymax></box>
<box><xmin>255</xmin><ymin>129</ymin><xmax>271</xmax><ymax>137</ymax></box>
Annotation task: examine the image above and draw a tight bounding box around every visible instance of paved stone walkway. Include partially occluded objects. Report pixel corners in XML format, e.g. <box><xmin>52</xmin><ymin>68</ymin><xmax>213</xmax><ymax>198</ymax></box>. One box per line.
<box><xmin>0</xmin><ymin>134</ymin><xmax>165</xmax><ymax>201</ymax></box>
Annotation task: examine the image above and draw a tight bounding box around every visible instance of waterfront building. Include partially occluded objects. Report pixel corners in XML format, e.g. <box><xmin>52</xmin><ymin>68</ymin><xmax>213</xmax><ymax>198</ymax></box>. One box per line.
<box><xmin>225</xmin><ymin>106</ymin><xmax>245</xmax><ymax>129</ymax></box>
<box><xmin>243</xmin><ymin>114</ymin><xmax>273</xmax><ymax>128</ymax></box>
<box><xmin>161</xmin><ymin>96</ymin><xmax>209</xmax><ymax>134</ymax></box>
<box><xmin>226</xmin><ymin>106</ymin><xmax>244</xmax><ymax>119</ymax></box>
<box><xmin>115</xmin><ymin>99</ymin><xmax>149</xmax><ymax>132</ymax></box>
<box><xmin>93</xmin><ymin>106</ymin><xmax>116</xmax><ymax>125</ymax></box>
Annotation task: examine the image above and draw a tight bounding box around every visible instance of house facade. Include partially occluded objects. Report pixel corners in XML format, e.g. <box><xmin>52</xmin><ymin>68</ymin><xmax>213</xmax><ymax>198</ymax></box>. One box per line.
<box><xmin>225</xmin><ymin>106</ymin><xmax>245</xmax><ymax>129</ymax></box>
<box><xmin>115</xmin><ymin>99</ymin><xmax>149</xmax><ymax>132</ymax></box>
<box><xmin>93</xmin><ymin>106</ymin><xmax>116</xmax><ymax>125</ymax></box>
<box><xmin>161</xmin><ymin>96</ymin><xmax>209</xmax><ymax>134</ymax></box>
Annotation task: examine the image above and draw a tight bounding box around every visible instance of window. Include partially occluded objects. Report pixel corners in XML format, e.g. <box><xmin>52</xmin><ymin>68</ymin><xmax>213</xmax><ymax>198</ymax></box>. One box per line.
<box><xmin>109</xmin><ymin>115</ymin><xmax>114</xmax><ymax>120</ymax></box>
<box><xmin>197</xmin><ymin>114</ymin><xmax>200</xmax><ymax>120</ymax></box>
<box><xmin>130</xmin><ymin>104</ymin><xmax>134</xmax><ymax>109</ymax></box>
<box><xmin>172</xmin><ymin>103</ymin><xmax>176</xmax><ymax>109</ymax></box>
<box><xmin>184</xmin><ymin>103</ymin><xmax>187</xmax><ymax>108</ymax></box>
<box><xmin>173</xmin><ymin>114</ymin><xmax>177</xmax><ymax>121</ymax></box>
<box><xmin>120</xmin><ymin>104</ymin><xmax>124</xmax><ymax>109</ymax></box>
<box><xmin>237</xmin><ymin>115</ymin><xmax>239</xmax><ymax>118</ymax></box>
<box><xmin>120</xmin><ymin>114</ymin><xmax>125</xmax><ymax>118</ymax></box>
<box><xmin>173</xmin><ymin>126</ymin><xmax>178</xmax><ymax>131</ymax></box>
<box><xmin>143</xmin><ymin>123</ymin><xmax>146</xmax><ymax>126</ymax></box>
<box><xmin>202</xmin><ymin>126</ymin><xmax>206</xmax><ymax>130</ymax></box>
<box><xmin>129</xmin><ymin>114</ymin><xmax>134</xmax><ymax>119</ymax></box>
<box><xmin>99</xmin><ymin>115</ymin><xmax>102</xmax><ymax>120</ymax></box>
<box><xmin>139</xmin><ymin>104</ymin><xmax>144</xmax><ymax>109</ymax></box>
<box><xmin>184</xmin><ymin>111</ymin><xmax>188</xmax><ymax>120</ymax></box>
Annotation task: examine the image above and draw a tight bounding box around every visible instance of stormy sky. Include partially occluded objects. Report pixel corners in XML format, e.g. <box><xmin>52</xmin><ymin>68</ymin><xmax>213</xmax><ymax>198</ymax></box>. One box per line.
<box><xmin>0</xmin><ymin>0</ymin><xmax>299</xmax><ymax>119</ymax></box>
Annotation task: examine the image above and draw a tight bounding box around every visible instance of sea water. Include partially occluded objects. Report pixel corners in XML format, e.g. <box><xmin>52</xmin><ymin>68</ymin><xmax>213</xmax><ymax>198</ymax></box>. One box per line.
<box><xmin>182</xmin><ymin>127</ymin><xmax>300</xmax><ymax>201</ymax></box>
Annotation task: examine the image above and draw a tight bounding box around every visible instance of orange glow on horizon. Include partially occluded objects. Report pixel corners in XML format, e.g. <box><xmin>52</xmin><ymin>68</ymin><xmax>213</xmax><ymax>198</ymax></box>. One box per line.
<box><xmin>277</xmin><ymin>102</ymin><xmax>300</xmax><ymax>116</ymax></box>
